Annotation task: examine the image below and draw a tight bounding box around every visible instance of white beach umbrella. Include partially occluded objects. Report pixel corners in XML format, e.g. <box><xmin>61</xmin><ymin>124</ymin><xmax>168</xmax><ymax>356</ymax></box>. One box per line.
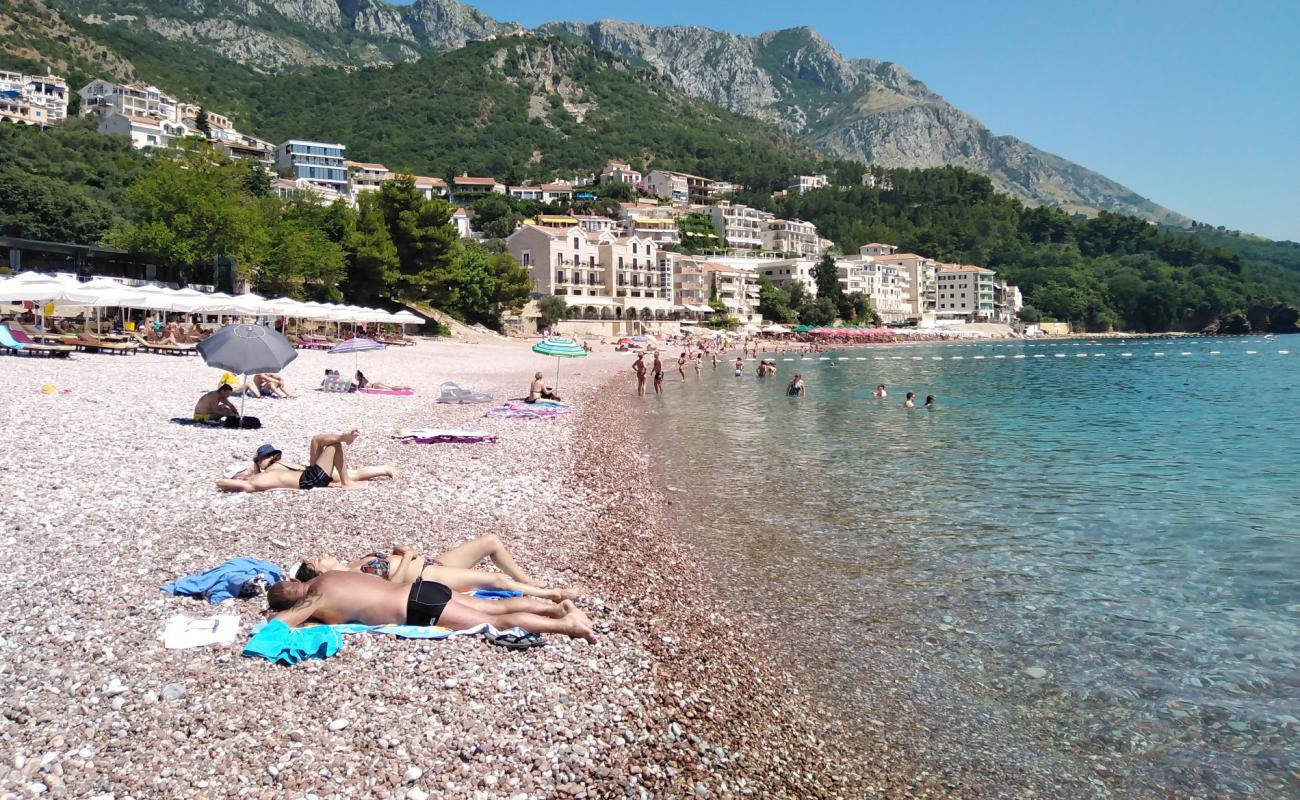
<box><xmin>0</xmin><ymin>272</ymin><xmax>100</xmax><ymax>304</ymax></box>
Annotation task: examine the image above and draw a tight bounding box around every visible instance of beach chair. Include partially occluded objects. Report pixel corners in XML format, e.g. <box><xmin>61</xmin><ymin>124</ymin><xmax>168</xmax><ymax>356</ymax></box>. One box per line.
<box><xmin>78</xmin><ymin>334</ymin><xmax>139</xmax><ymax>355</ymax></box>
<box><xmin>436</xmin><ymin>381</ymin><xmax>493</xmax><ymax>404</ymax></box>
<box><xmin>320</xmin><ymin>375</ymin><xmax>356</xmax><ymax>393</ymax></box>
<box><xmin>293</xmin><ymin>337</ymin><xmax>328</xmax><ymax>350</ymax></box>
<box><xmin>131</xmin><ymin>333</ymin><xmax>197</xmax><ymax>355</ymax></box>
<box><xmin>2</xmin><ymin>325</ymin><xmax>73</xmax><ymax>357</ymax></box>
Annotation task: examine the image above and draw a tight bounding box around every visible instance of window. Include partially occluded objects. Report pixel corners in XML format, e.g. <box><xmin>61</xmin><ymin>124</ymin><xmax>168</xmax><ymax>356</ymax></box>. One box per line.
<box><xmin>521</xmin><ymin>251</ymin><xmax>531</xmax><ymax>267</ymax></box>
<box><xmin>556</xmin><ymin>271</ymin><xmax>566</xmax><ymax>283</ymax></box>
<box><xmin>632</xmin><ymin>242</ymin><xmax>638</xmax><ymax>254</ymax></box>
<box><xmin>618</xmin><ymin>257</ymin><xmax>624</xmax><ymax>268</ymax></box>
<box><xmin>573</xmin><ymin>237</ymin><xmax>580</xmax><ymax>250</ymax></box>
<box><xmin>588</xmin><ymin>256</ymin><xmax>595</xmax><ymax>267</ymax></box>
<box><xmin>632</xmin><ymin>258</ymin><xmax>638</xmax><ymax>268</ymax></box>
<box><xmin>555</xmin><ymin>254</ymin><xmax>563</xmax><ymax>267</ymax></box>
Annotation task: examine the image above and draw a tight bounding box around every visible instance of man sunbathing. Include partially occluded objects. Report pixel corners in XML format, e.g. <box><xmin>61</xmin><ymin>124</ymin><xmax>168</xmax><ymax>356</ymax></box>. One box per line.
<box><xmin>217</xmin><ymin>430</ymin><xmax>396</xmax><ymax>492</ymax></box>
<box><xmin>292</xmin><ymin>534</ymin><xmax>581</xmax><ymax>603</ymax></box>
<box><xmin>194</xmin><ymin>384</ymin><xmax>239</xmax><ymax>422</ymax></box>
<box><xmin>266</xmin><ymin>571</ymin><xmax>596</xmax><ymax>641</ymax></box>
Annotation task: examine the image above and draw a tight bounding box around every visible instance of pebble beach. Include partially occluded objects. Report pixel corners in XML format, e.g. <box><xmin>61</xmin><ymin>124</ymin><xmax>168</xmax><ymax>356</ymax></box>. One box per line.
<box><xmin>0</xmin><ymin>339</ymin><xmax>872</xmax><ymax>799</ymax></box>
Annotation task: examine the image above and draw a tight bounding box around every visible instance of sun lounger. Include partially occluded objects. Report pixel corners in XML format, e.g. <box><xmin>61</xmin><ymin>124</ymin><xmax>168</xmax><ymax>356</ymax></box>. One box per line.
<box><xmin>131</xmin><ymin>333</ymin><xmax>198</xmax><ymax>355</ymax></box>
<box><xmin>59</xmin><ymin>334</ymin><xmax>138</xmax><ymax>355</ymax></box>
<box><xmin>437</xmin><ymin>381</ymin><xmax>493</xmax><ymax>404</ymax></box>
<box><xmin>377</xmin><ymin>337</ymin><xmax>413</xmax><ymax>347</ymax></box>
<box><xmin>2</xmin><ymin>325</ymin><xmax>73</xmax><ymax>357</ymax></box>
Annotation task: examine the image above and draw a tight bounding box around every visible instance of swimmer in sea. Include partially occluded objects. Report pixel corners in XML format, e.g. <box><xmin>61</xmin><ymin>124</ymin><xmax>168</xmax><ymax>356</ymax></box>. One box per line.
<box><xmin>873</xmin><ymin>384</ymin><xmax>887</xmax><ymax>398</ymax></box>
<box><xmin>924</xmin><ymin>394</ymin><xmax>935</xmax><ymax>409</ymax></box>
<box><xmin>787</xmin><ymin>373</ymin><xmax>805</xmax><ymax>397</ymax></box>
<box><xmin>904</xmin><ymin>391</ymin><xmax>916</xmax><ymax>409</ymax></box>
<box><xmin>734</xmin><ymin>357</ymin><xmax>744</xmax><ymax>376</ymax></box>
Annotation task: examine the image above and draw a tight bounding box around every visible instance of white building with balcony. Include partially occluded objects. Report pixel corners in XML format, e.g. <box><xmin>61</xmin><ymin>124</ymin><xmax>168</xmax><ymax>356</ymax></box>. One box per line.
<box><xmin>600</xmin><ymin>160</ymin><xmax>642</xmax><ymax>186</ymax></box>
<box><xmin>709</xmin><ymin>201</ymin><xmax>771</xmax><ymax>250</ymax></box>
<box><xmin>0</xmin><ymin>71</ymin><xmax>67</xmax><ymax>124</ymax></box>
<box><xmin>762</xmin><ymin>219</ymin><xmax>822</xmax><ymax>257</ymax></box>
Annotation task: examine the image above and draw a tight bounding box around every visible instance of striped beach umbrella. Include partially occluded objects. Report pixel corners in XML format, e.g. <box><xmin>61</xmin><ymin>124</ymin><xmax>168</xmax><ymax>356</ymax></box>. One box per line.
<box><xmin>329</xmin><ymin>336</ymin><xmax>385</xmax><ymax>373</ymax></box>
<box><xmin>531</xmin><ymin>335</ymin><xmax>587</xmax><ymax>393</ymax></box>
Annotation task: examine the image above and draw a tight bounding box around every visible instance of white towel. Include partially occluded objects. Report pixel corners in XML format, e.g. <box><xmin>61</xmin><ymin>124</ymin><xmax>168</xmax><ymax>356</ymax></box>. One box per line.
<box><xmin>162</xmin><ymin>614</ymin><xmax>240</xmax><ymax>649</ymax></box>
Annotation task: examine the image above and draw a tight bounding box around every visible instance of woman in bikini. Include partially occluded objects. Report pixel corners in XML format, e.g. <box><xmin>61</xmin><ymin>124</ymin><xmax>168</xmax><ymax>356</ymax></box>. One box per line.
<box><xmin>355</xmin><ymin>370</ymin><xmax>409</xmax><ymax>392</ymax></box>
<box><xmin>292</xmin><ymin>535</ymin><xmax>580</xmax><ymax>602</ymax></box>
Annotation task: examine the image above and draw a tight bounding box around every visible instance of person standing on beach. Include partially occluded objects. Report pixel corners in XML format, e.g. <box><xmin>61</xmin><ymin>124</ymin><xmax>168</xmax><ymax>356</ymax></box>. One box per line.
<box><xmin>652</xmin><ymin>352</ymin><xmax>665</xmax><ymax>395</ymax></box>
<box><xmin>632</xmin><ymin>353</ymin><xmax>647</xmax><ymax>396</ymax></box>
<box><xmin>678</xmin><ymin>352</ymin><xmax>688</xmax><ymax>382</ymax></box>
<box><xmin>904</xmin><ymin>391</ymin><xmax>916</xmax><ymax>409</ymax></box>
<box><xmin>711</xmin><ymin>352</ymin><xmax>718</xmax><ymax>370</ymax></box>
<box><xmin>734</xmin><ymin>357</ymin><xmax>745</xmax><ymax>376</ymax></box>
<box><xmin>693</xmin><ymin>352</ymin><xmax>703</xmax><ymax>378</ymax></box>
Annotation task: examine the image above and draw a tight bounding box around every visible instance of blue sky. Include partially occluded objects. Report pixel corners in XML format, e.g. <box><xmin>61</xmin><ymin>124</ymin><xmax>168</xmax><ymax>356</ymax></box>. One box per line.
<box><xmin>462</xmin><ymin>0</ymin><xmax>1300</xmax><ymax>240</ymax></box>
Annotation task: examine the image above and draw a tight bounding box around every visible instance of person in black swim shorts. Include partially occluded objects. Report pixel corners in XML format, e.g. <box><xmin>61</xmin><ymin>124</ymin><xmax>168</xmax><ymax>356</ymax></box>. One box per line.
<box><xmin>265</xmin><ymin>571</ymin><xmax>596</xmax><ymax>641</ymax></box>
<box><xmin>217</xmin><ymin>430</ymin><xmax>397</xmax><ymax>493</ymax></box>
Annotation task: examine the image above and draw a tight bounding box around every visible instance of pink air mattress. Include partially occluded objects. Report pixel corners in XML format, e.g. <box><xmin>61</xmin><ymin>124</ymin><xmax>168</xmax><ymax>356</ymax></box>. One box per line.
<box><xmin>358</xmin><ymin>387</ymin><xmax>414</xmax><ymax>396</ymax></box>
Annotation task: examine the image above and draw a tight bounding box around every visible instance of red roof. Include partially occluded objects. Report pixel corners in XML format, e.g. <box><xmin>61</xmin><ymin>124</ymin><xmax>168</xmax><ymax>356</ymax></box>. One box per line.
<box><xmin>454</xmin><ymin>175</ymin><xmax>500</xmax><ymax>185</ymax></box>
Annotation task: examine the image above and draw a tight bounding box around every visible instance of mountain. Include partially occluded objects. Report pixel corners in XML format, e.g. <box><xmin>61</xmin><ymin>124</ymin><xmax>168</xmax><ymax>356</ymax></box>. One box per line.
<box><xmin>237</xmin><ymin>38</ymin><xmax>818</xmax><ymax>181</ymax></box>
<box><xmin>18</xmin><ymin>0</ymin><xmax>1189</xmax><ymax>224</ymax></box>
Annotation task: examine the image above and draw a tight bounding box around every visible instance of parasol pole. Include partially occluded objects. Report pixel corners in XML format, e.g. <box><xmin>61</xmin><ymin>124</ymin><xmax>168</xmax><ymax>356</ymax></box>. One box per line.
<box><xmin>555</xmin><ymin>356</ymin><xmax>561</xmax><ymax>394</ymax></box>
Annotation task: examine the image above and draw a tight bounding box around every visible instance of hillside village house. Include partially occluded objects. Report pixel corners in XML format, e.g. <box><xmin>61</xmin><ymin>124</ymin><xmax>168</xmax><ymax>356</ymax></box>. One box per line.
<box><xmin>508</xmin><ymin>182</ymin><xmax>574</xmax><ymax>203</ymax></box>
<box><xmin>451</xmin><ymin>208</ymin><xmax>472</xmax><ymax>238</ymax></box>
<box><xmin>600</xmin><ymin>160</ymin><xmax>642</xmax><ymax>186</ymax></box>
<box><xmin>788</xmin><ymin>174</ymin><xmax>828</xmax><ymax>194</ymax></box>
<box><xmin>98</xmin><ymin>113</ymin><xmax>192</xmax><ymax>149</ymax></box>
<box><xmin>576</xmin><ymin>215</ymin><xmax>617</xmax><ymax>234</ymax></box>
<box><xmin>646</xmin><ymin>170</ymin><xmax>731</xmax><ymax>206</ymax></box>
<box><xmin>412</xmin><ymin>176</ymin><xmax>449</xmax><ymax>199</ymax></box>
<box><xmin>275</xmin><ymin>139</ymin><xmax>348</xmax><ymax>193</ymax></box>
<box><xmin>452</xmin><ymin>174</ymin><xmax>506</xmax><ymax>197</ymax></box>
<box><xmin>697</xmin><ymin>261</ymin><xmax>762</xmax><ymax>323</ymax></box>
<box><xmin>346</xmin><ymin>161</ymin><xmax>391</xmax><ymax>194</ymax></box>
<box><xmin>872</xmin><ymin>251</ymin><xmax>938</xmax><ymax>320</ymax></box>
<box><xmin>0</xmin><ymin>71</ymin><xmax>67</xmax><ymax>125</ymax></box>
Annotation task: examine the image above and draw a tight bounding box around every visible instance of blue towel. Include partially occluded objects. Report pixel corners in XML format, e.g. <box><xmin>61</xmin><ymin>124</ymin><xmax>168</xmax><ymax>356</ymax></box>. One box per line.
<box><xmin>243</xmin><ymin>619</ymin><xmax>342</xmax><ymax>664</ymax></box>
<box><xmin>162</xmin><ymin>557</ymin><xmax>283</xmax><ymax>604</ymax></box>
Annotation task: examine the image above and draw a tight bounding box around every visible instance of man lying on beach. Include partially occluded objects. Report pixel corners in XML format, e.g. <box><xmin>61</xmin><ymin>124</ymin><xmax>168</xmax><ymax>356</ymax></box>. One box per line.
<box><xmin>291</xmin><ymin>535</ymin><xmax>581</xmax><ymax>603</ymax></box>
<box><xmin>194</xmin><ymin>384</ymin><xmax>239</xmax><ymax>422</ymax></box>
<box><xmin>266</xmin><ymin>571</ymin><xmax>596</xmax><ymax>641</ymax></box>
<box><xmin>216</xmin><ymin>430</ymin><xmax>396</xmax><ymax>492</ymax></box>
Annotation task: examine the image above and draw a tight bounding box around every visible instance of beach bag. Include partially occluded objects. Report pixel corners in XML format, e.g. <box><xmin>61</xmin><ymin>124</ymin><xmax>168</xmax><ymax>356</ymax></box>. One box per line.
<box><xmin>224</xmin><ymin>416</ymin><xmax>262</xmax><ymax>429</ymax></box>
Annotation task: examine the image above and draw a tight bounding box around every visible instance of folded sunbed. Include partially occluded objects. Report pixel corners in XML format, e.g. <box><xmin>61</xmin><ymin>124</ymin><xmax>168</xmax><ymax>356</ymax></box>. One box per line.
<box><xmin>2</xmin><ymin>325</ymin><xmax>73</xmax><ymax>357</ymax></box>
<box><xmin>436</xmin><ymin>381</ymin><xmax>493</xmax><ymax>404</ymax></box>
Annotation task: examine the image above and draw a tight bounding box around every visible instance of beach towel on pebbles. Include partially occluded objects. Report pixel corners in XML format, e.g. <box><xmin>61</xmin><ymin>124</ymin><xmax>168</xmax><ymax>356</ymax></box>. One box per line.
<box><xmin>242</xmin><ymin>619</ymin><xmax>527</xmax><ymax>664</ymax></box>
<box><xmin>162</xmin><ymin>558</ymin><xmax>283</xmax><ymax>604</ymax></box>
<box><xmin>396</xmin><ymin>427</ymin><xmax>498</xmax><ymax>444</ymax></box>
<box><xmin>485</xmin><ymin>403</ymin><xmax>572</xmax><ymax>420</ymax></box>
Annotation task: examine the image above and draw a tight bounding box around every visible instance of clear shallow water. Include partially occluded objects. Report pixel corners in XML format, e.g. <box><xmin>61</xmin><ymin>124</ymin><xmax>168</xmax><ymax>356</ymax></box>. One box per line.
<box><xmin>642</xmin><ymin>335</ymin><xmax>1300</xmax><ymax>797</ymax></box>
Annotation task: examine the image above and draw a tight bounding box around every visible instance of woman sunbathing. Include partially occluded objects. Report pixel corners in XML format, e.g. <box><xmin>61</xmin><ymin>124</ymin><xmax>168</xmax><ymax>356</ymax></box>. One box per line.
<box><xmin>292</xmin><ymin>534</ymin><xmax>580</xmax><ymax>602</ymax></box>
<box><xmin>355</xmin><ymin>370</ymin><xmax>409</xmax><ymax>392</ymax></box>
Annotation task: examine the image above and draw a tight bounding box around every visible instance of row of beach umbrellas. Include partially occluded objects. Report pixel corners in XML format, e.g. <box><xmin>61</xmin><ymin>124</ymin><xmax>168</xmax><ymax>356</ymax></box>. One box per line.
<box><xmin>0</xmin><ymin>271</ymin><xmax>423</xmax><ymax>325</ymax></box>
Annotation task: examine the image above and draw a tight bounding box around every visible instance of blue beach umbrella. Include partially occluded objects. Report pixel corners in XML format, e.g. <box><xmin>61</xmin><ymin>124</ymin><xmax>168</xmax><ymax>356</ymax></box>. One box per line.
<box><xmin>329</xmin><ymin>336</ymin><xmax>385</xmax><ymax>373</ymax></box>
<box><xmin>531</xmin><ymin>335</ymin><xmax>587</xmax><ymax>393</ymax></box>
<box><xmin>197</xmin><ymin>323</ymin><xmax>299</xmax><ymax>418</ymax></box>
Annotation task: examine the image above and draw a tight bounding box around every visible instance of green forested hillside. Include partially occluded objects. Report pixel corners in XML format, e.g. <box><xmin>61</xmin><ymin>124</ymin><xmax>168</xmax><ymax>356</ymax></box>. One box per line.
<box><xmin>737</xmin><ymin>167</ymin><xmax>1299</xmax><ymax>332</ymax></box>
<box><xmin>239</xmin><ymin>38</ymin><xmax>819</xmax><ymax>183</ymax></box>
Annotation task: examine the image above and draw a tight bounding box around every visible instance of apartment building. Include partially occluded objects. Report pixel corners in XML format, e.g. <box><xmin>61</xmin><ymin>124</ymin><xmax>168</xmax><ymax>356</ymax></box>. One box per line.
<box><xmin>993</xmin><ymin>282</ymin><xmax>1023</xmax><ymax>324</ymax></box>
<box><xmin>346</xmin><ymin>161</ymin><xmax>391</xmax><ymax>194</ymax></box>
<box><xmin>672</xmin><ymin>263</ymin><xmax>713</xmax><ymax>319</ymax></box>
<box><xmin>789</xmin><ymin>174</ymin><xmax>828</xmax><ymax>194</ymax></box>
<box><xmin>859</xmin><ymin>242</ymin><xmax>898</xmax><ymax>257</ymax></box>
<box><xmin>0</xmin><ymin>71</ymin><xmax>68</xmax><ymax>124</ymax></box>
<box><xmin>618</xmin><ymin>203</ymin><xmax>681</xmax><ymax>245</ymax></box>
<box><xmin>697</xmin><ymin>261</ymin><xmax>762</xmax><ymax>322</ymax></box>
<box><xmin>276</xmin><ymin>140</ymin><xmax>348</xmax><ymax>192</ymax></box>
<box><xmin>762</xmin><ymin>219</ymin><xmax>822</xmax><ymax>257</ymax></box>
<box><xmin>935</xmin><ymin>264</ymin><xmax>997</xmax><ymax>320</ymax></box>
<box><xmin>709</xmin><ymin>202</ymin><xmax>772</xmax><ymax>250</ymax></box>
<box><xmin>872</xmin><ymin>251</ymin><xmax>936</xmax><ymax>320</ymax></box>
<box><xmin>273</xmin><ymin>177</ymin><xmax>345</xmax><ymax>205</ymax></box>
<box><xmin>600</xmin><ymin>160</ymin><xmax>642</xmax><ymax>186</ymax></box>
<box><xmin>451</xmin><ymin>174</ymin><xmax>506</xmax><ymax>197</ymax></box>
<box><xmin>79</xmin><ymin>79</ymin><xmax>173</xmax><ymax>121</ymax></box>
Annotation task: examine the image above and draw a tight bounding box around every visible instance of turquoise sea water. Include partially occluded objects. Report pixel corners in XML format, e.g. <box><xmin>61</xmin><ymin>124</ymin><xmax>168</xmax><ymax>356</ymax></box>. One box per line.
<box><xmin>641</xmin><ymin>335</ymin><xmax>1299</xmax><ymax>797</ymax></box>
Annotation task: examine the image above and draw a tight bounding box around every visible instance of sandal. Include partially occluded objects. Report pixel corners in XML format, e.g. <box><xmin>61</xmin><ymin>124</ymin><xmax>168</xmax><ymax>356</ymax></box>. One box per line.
<box><xmin>486</xmin><ymin>632</ymin><xmax>544</xmax><ymax>650</ymax></box>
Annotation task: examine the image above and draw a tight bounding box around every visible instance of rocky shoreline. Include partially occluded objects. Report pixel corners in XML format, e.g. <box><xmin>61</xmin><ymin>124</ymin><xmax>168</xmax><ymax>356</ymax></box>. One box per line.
<box><xmin>0</xmin><ymin>341</ymin><xmax>863</xmax><ymax>799</ymax></box>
